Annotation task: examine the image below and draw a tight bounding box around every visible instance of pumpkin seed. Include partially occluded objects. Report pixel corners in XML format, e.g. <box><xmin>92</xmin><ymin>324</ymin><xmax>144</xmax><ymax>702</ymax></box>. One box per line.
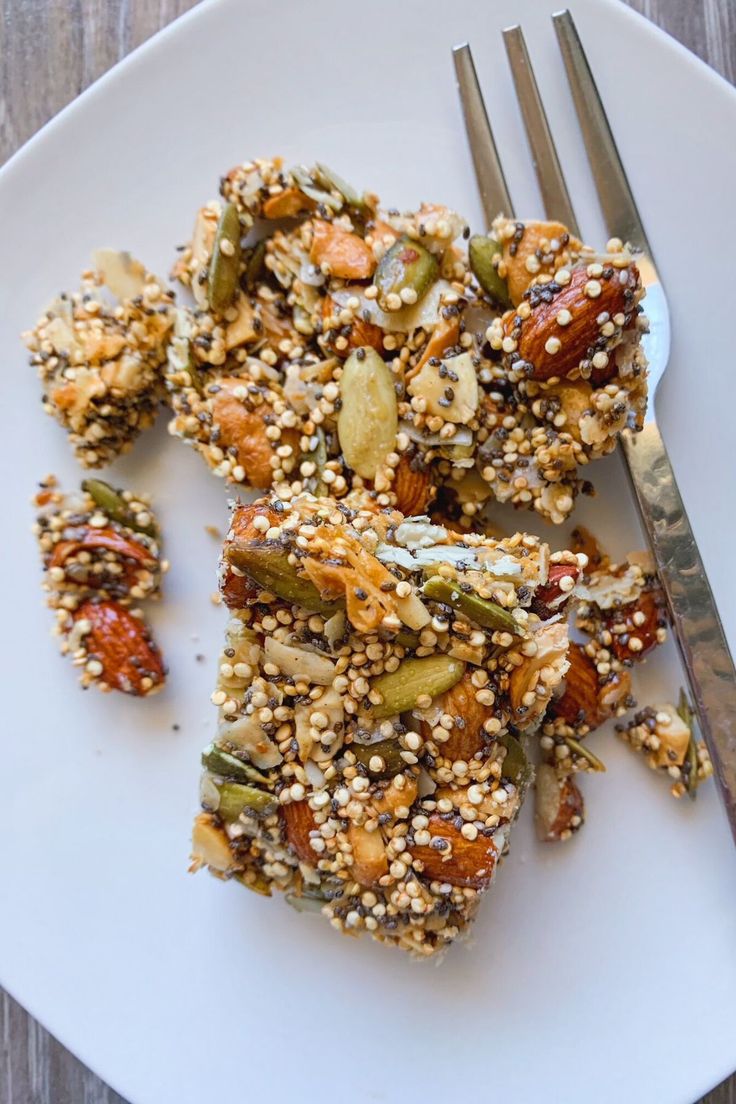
<box><xmin>423</xmin><ymin>576</ymin><xmax>519</xmax><ymax>635</ymax></box>
<box><xmin>374</xmin><ymin>235</ymin><xmax>438</xmax><ymax>311</ymax></box>
<box><xmin>371</xmin><ymin>655</ymin><xmax>465</xmax><ymax>719</ymax></box>
<box><xmin>82</xmin><ymin>479</ymin><xmax>157</xmax><ymax>537</ymax></box>
<box><xmin>226</xmin><ymin>540</ymin><xmax>343</xmax><ymax>616</ymax></box>
<box><xmin>348</xmin><ymin>738</ymin><xmax>406</xmax><ymax>777</ymax></box>
<box><xmin>314</xmin><ymin>162</ymin><xmax>366</xmax><ymax>211</ymax></box>
<box><xmin>565</xmin><ymin>736</ymin><xmax>606</xmax><ymax>772</ymax></box>
<box><xmin>469</xmin><ymin>235</ymin><xmax>511</xmax><ymax>305</ymax></box>
<box><xmin>208</xmin><ymin>202</ymin><xmax>242</xmax><ymax>312</ymax></box>
<box><xmin>337</xmin><ymin>348</ymin><xmax>398</xmax><ymax>480</ymax></box>
<box><xmin>201</xmin><ymin>743</ymin><xmax>272</xmax><ymax>785</ymax></box>
<box><xmin>215</xmin><ymin>781</ymin><xmax>277</xmax><ymax>821</ymax></box>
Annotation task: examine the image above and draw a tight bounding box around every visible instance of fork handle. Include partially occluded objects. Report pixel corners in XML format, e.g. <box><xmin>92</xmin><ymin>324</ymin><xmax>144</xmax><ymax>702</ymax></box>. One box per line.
<box><xmin>620</xmin><ymin>422</ymin><xmax>736</xmax><ymax>838</ymax></box>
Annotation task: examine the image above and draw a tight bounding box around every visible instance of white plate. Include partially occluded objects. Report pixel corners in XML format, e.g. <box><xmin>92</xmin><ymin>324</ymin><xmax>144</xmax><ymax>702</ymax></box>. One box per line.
<box><xmin>2</xmin><ymin>1</ymin><xmax>736</xmax><ymax>1102</ymax></box>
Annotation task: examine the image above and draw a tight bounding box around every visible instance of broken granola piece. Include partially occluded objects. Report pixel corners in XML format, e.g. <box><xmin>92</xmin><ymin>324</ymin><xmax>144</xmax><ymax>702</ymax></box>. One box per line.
<box><xmin>192</xmin><ymin>491</ymin><xmax>581</xmax><ymax>956</ymax></box>
<box><xmin>576</xmin><ymin>550</ymin><xmax>668</xmax><ymax>662</ymax></box>
<box><xmin>33</xmin><ymin>476</ymin><xmax>166</xmax><ymax>696</ymax></box>
<box><xmin>23</xmin><ymin>253</ymin><xmax>174</xmax><ymax>466</ymax></box>
<box><xmin>616</xmin><ymin>694</ymin><xmax>713</xmax><ymax>799</ymax></box>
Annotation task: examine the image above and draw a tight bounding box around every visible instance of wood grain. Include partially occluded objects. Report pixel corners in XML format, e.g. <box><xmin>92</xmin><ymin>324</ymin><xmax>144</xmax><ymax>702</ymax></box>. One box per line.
<box><xmin>1</xmin><ymin>1</ymin><xmax>735</xmax><ymax>1102</ymax></box>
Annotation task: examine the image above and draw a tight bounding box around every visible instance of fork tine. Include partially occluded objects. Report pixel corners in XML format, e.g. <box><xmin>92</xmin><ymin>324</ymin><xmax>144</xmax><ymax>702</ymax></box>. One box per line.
<box><xmin>552</xmin><ymin>9</ymin><xmax>652</xmax><ymax>253</ymax></box>
<box><xmin>452</xmin><ymin>42</ymin><xmax>515</xmax><ymax>224</ymax></box>
<box><xmin>502</xmin><ymin>25</ymin><xmax>580</xmax><ymax>237</ymax></box>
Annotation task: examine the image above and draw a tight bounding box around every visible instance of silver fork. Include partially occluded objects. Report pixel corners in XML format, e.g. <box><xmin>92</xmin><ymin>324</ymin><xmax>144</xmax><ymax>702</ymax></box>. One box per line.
<box><xmin>453</xmin><ymin>11</ymin><xmax>736</xmax><ymax>842</ymax></box>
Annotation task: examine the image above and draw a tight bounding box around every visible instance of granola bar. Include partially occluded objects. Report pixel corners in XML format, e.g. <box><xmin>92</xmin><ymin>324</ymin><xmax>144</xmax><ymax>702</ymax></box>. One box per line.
<box><xmin>191</xmin><ymin>492</ymin><xmax>582</xmax><ymax>956</ymax></box>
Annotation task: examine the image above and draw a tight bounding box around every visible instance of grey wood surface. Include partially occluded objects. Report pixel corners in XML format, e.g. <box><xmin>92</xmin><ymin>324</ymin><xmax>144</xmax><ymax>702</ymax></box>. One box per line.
<box><xmin>1</xmin><ymin>0</ymin><xmax>734</xmax><ymax>1101</ymax></box>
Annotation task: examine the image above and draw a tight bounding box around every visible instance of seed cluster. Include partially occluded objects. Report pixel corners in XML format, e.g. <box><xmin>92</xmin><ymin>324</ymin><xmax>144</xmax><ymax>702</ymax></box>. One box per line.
<box><xmin>192</xmin><ymin>492</ymin><xmax>580</xmax><ymax>956</ymax></box>
<box><xmin>616</xmin><ymin>702</ymin><xmax>713</xmax><ymax>799</ymax></box>
<box><xmin>32</xmin><ymin>475</ymin><xmax>166</xmax><ymax>695</ymax></box>
<box><xmin>23</xmin><ymin>257</ymin><xmax>175</xmax><ymax>467</ymax></box>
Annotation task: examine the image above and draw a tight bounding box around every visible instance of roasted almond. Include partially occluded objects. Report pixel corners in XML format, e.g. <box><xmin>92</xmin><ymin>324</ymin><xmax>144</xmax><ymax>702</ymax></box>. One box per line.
<box><xmin>533</xmin><ymin>562</ymin><xmax>581</xmax><ymax>617</ymax></box>
<box><xmin>262</xmin><ymin>186</ymin><xmax>315</xmax><ymax>219</ymax></box>
<box><xmin>393</xmin><ymin>452</ymin><xmax>434</xmax><ymax>516</ymax></box>
<box><xmin>420</xmin><ymin>671</ymin><xmax>488</xmax><ymax>761</ymax></box>
<box><xmin>606</xmin><ymin>588</ymin><xmax>667</xmax><ymax>662</ymax></box>
<box><xmin>281</xmin><ymin>801</ymin><xmax>320</xmax><ymax>866</ymax></box>
<box><xmin>550</xmin><ymin>642</ymin><xmax>605</xmax><ymax>730</ymax></box>
<box><xmin>410</xmin><ymin>815</ymin><xmax>498</xmax><ymax>888</ymax></box>
<box><xmin>495</xmin><ymin>218</ymin><xmax>582</xmax><ymax>306</ymax></box>
<box><xmin>503</xmin><ymin>262</ymin><xmax>640</xmax><ymax>382</ymax></box>
<box><xmin>220</xmin><ymin>503</ymin><xmax>282</xmax><ymax>608</ymax></box>
<box><xmin>309</xmin><ymin>220</ymin><xmax>376</xmax><ymax>279</ymax></box>
<box><xmin>49</xmin><ymin>526</ymin><xmax>155</xmax><ymax>575</ymax></box>
<box><xmin>212</xmin><ymin>378</ymin><xmax>299</xmax><ymax>488</ymax></box>
<box><xmin>74</xmin><ymin>599</ymin><xmax>165</xmax><ymax>696</ymax></box>
<box><xmin>321</xmin><ymin>295</ymin><xmax>385</xmax><ymax>358</ymax></box>
<box><xmin>535</xmin><ymin>764</ymin><xmax>584</xmax><ymax>842</ymax></box>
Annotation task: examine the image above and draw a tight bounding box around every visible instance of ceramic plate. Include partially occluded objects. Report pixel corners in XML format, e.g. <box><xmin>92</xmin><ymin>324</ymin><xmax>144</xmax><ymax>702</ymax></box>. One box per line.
<box><xmin>2</xmin><ymin>1</ymin><xmax>735</xmax><ymax>1101</ymax></box>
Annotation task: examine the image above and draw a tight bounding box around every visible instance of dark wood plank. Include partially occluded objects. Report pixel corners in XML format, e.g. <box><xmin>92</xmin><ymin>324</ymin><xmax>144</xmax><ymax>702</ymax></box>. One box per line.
<box><xmin>0</xmin><ymin>1</ymin><xmax>734</xmax><ymax>1102</ymax></box>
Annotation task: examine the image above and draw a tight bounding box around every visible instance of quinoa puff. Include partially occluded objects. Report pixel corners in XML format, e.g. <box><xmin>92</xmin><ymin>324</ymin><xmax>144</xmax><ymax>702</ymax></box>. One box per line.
<box><xmin>165</xmin><ymin>159</ymin><xmax>647</xmax><ymax>524</ymax></box>
<box><xmin>33</xmin><ymin>475</ymin><xmax>167</xmax><ymax>696</ymax></box>
<box><xmin>24</xmin><ymin>251</ymin><xmax>175</xmax><ymax>467</ymax></box>
<box><xmin>191</xmin><ymin>493</ymin><xmax>582</xmax><ymax>957</ymax></box>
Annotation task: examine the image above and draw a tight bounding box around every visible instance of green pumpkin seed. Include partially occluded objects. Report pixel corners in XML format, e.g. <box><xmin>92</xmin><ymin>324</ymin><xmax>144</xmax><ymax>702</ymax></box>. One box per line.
<box><xmin>565</xmin><ymin>736</ymin><xmax>606</xmax><ymax>772</ymax></box>
<box><xmin>314</xmin><ymin>163</ymin><xmax>366</xmax><ymax>211</ymax></box>
<box><xmin>348</xmin><ymin>738</ymin><xmax>406</xmax><ymax>777</ymax></box>
<box><xmin>499</xmin><ymin>732</ymin><xmax>531</xmax><ymax>787</ymax></box>
<box><xmin>226</xmin><ymin>540</ymin><xmax>343</xmax><ymax>616</ymax></box>
<box><xmin>215</xmin><ymin>781</ymin><xmax>277</xmax><ymax>821</ymax></box>
<box><xmin>423</xmin><ymin>576</ymin><xmax>519</xmax><ymax>635</ymax></box>
<box><xmin>243</xmin><ymin>238</ymin><xmax>266</xmax><ymax>289</ymax></box>
<box><xmin>337</xmin><ymin>348</ymin><xmax>398</xmax><ymax>480</ymax></box>
<box><xmin>208</xmin><ymin>202</ymin><xmax>242</xmax><ymax>312</ymax></box>
<box><xmin>371</xmin><ymin>655</ymin><xmax>465</xmax><ymax>719</ymax></box>
<box><xmin>81</xmin><ymin>479</ymin><xmax>157</xmax><ymax>537</ymax></box>
<box><xmin>469</xmin><ymin>235</ymin><xmax>511</xmax><ymax>306</ymax></box>
<box><xmin>201</xmin><ymin>743</ymin><xmax>272</xmax><ymax>786</ymax></box>
<box><xmin>374</xmin><ymin>235</ymin><xmax>438</xmax><ymax>311</ymax></box>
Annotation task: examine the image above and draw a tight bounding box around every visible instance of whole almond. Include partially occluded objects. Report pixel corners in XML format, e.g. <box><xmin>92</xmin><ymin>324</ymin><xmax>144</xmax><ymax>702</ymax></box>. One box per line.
<box><xmin>550</xmin><ymin>642</ymin><xmax>605</xmax><ymax>729</ymax></box>
<box><xmin>503</xmin><ymin>262</ymin><xmax>640</xmax><ymax>381</ymax></box>
<box><xmin>212</xmin><ymin>378</ymin><xmax>299</xmax><ymax>488</ymax></box>
<box><xmin>420</xmin><ymin>671</ymin><xmax>488</xmax><ymax>761</ymax></box>
<box><xmin>410</xmin><ymin>814</ymin><xmax>498</xmax><ymax>888</ymax></box>
<box><xmin>606</xmin><ymin>588</ymin><xmax>667</xmax><ymax>662</ymax></box>
<box><xmin>393</xmin><ymin>452</ymin><xmax>434</xmax><ymax>516</ymax></box>
<box><xmin>74</xmin><ymin>599</ymin><xmax>165</xmax><ymax>696</ymax></box>
<box><xmin>219</xmin><ymin>503</ymin><xmax>282</xmax><ymax>609</ymax></box>
<box><xmin>281</xmin><ymin>801</ymin><xmax>320</xmax><ymax>866</ymax></box>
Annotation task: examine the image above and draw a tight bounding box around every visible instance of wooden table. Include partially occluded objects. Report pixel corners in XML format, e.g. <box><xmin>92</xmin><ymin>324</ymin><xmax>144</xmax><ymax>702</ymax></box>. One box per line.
<box><xmin>1</xmin><ymin>1</ymin><xmax>734</xmax><ymax>1101</ymax></box>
